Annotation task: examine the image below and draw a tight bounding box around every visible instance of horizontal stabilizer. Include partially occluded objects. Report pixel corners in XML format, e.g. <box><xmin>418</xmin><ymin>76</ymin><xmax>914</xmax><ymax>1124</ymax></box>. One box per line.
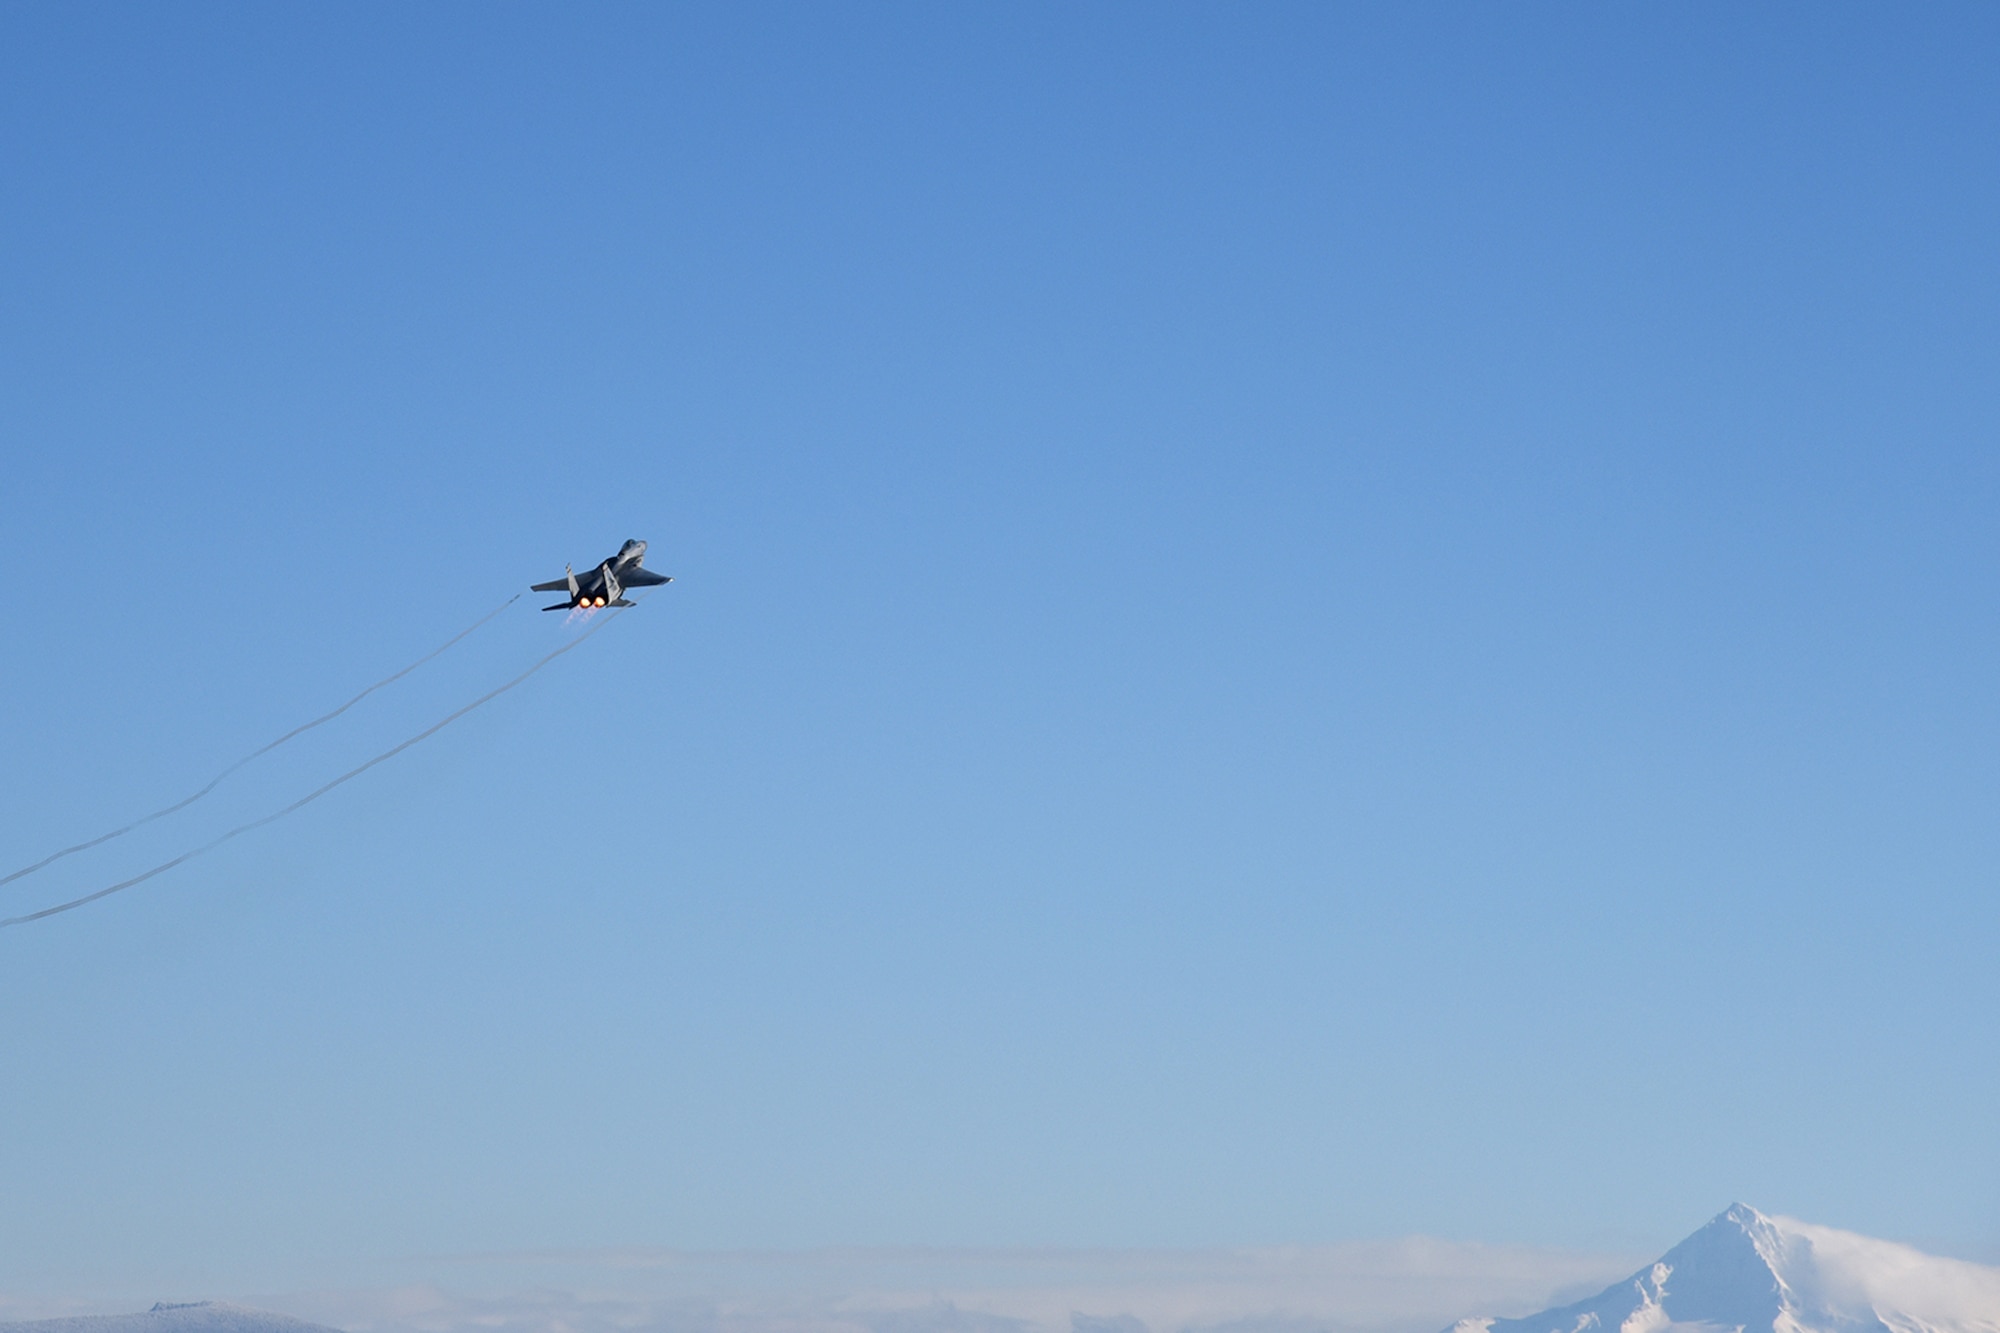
<box><xmin>609</xmin><ymin>598</ymin><xmax>636</xmax><ymax>607</ymax></box>
<box><xmin>541</xmin><ymin>601</ymin><xmax>574</xmax><ymax>612</ymax></box>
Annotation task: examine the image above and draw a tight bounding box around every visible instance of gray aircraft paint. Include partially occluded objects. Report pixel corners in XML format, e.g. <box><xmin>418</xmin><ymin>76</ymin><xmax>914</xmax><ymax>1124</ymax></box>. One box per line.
<box><xmin>532</xmin><ymin>537</ymin><xmax>672</xmax><ymax>611</ymax></box>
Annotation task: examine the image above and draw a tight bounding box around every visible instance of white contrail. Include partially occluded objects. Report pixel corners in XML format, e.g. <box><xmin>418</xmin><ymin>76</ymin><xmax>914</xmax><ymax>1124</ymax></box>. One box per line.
<box><xmin>1</xmin><ymin>605</ymin><xmax>626</xmax><ymax>930</ymax></box>
<box><xmin>0</xmin><ymin>593</ymin><xmax>522</xmax><ymax>889</ymax></box>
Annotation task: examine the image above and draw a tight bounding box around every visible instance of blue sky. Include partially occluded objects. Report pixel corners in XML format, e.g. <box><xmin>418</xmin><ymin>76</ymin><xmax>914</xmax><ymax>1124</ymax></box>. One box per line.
<box><xmin>2</xmin><ymin>1</ymin><xmax>1998</xmax><ymax>1299</ymax></box>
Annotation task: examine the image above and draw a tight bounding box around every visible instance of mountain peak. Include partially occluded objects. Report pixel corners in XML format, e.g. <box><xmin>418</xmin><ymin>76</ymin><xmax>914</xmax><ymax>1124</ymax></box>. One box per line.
<box><xmin>1447</xmin><ymin>1206</ymin><xmax>2000</xmax><ymax>1333</ymax></box>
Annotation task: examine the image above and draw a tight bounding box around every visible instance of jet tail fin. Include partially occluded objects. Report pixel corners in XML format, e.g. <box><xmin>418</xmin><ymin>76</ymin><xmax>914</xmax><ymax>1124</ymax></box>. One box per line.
<box><xmin>532</xmin><ymin>564</ymin><xmax>582</xmax><ymax>594</ymax></box>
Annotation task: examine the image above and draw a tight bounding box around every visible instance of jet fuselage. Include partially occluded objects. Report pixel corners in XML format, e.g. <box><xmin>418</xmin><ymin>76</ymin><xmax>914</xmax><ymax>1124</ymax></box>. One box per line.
<box><xmin>532</xmin><ymin>538</ymin><xmax>672</xmax><ymax>610</ymax></box>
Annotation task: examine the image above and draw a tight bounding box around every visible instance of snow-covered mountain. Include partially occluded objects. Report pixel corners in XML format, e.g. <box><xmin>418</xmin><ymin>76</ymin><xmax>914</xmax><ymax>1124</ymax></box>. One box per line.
<box><xmin>1450</xmin><ymin>1204</ymin><xmax>2000</xmax><ymax>1333</ymax></box>
<box><xmin>0</xmin><ymin>1302</ymin><xmax>340</xmax><ymax>1333</ymax></box>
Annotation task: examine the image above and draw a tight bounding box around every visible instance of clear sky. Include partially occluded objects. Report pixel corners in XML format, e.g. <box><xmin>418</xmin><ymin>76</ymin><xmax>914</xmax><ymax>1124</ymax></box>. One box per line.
<box><xmin>2</xmin><ymin>1</ymin><xmax>1998</xmax><ymax>1300</ymax></box>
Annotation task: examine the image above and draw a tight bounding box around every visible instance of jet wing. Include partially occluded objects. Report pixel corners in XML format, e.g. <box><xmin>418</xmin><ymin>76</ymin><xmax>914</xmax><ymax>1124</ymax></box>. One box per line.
<box><xmin>620</xmin><ymin>568</ymin><xmax>672</xmax><ymax>587</ymax></box>
<box><xmin>530</xmin><ymin>578</ymin><xmax>572</xmax><ymax>592</ymax></box>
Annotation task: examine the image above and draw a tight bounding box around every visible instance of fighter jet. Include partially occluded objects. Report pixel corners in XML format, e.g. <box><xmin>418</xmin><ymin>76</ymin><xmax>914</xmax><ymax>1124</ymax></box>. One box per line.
<box><xmin>533</xmin><ymin>539</ymin><xmax>673</xmax><ymax>610</ymax></box>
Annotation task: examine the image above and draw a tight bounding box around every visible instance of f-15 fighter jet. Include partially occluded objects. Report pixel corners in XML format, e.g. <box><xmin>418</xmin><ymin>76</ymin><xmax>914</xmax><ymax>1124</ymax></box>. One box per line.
<box><xmin>532</xmin><ymin>539</ymin><xmax>673</xmax><ymax>610</ymax></box>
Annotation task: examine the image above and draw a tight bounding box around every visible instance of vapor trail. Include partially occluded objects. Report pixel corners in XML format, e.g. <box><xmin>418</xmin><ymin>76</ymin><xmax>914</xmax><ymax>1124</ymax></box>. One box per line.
<box><xmin>1</xmin><ymin>605</ymin><xmax>624</xmax><ymax>929</ymax></box>
<box><xmin>0</xmin><ymin>593</ymin><xmax>521</xmax><ymax>889</ymax></box>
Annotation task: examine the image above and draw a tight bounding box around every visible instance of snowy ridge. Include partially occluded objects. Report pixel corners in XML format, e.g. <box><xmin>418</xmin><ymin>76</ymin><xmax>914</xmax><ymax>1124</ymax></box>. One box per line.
<box><xmin>0</xmin><ymin>1302</ymin><xmax>340</xmax><ymax>1333</ymax></box>
<box><xmin>1448</xmin><ymin>1205</ymin><xmax>2000</xmax><ymax>1333</ymax></box>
